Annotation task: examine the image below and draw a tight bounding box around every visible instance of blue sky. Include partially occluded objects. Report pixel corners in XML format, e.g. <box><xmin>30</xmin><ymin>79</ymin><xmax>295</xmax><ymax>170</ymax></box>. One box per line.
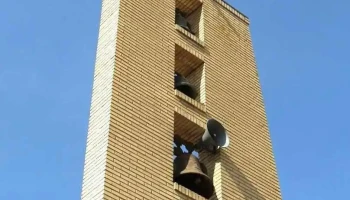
<box><xmin>0</xmin><ymin>0</ymin><xmax>349</xmax><ymax>199</ymax></box>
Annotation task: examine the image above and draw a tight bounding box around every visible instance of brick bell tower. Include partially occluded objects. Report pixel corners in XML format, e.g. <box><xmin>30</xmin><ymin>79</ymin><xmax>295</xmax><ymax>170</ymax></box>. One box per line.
<box><xmin>81</xmin><ymin>0</ymin><xmax>282</xmax><ymax>199</ymax></box>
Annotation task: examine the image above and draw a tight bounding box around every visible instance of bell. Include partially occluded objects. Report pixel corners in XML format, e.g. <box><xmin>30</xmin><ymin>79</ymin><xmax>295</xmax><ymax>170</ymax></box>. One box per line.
<box><xmin>174</xmin><ymin>73</ymin><xmax>198</xmax><ymax>99</ymax></box>
<box><xmin>175</xmin><ymin>9</ymin><xmax>193</xmax><ymax>33</ymax></box>
<box><xmin>195</xmin><ymin>119</ymin><xmax>230</xmax><ymax>153</ymax></box>
<box><xmin>173</xmin><ymin>153</ymin><xmax>214</xmax><ymax>198</ymax></box>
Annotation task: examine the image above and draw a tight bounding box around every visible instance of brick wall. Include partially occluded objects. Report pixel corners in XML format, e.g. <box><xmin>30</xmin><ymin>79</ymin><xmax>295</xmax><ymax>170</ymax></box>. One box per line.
<box><xmin>81</xmin><ymin>0</ymin><xmax>120</xmax><ymax>199</ymax></box>
<box><xmin>81</xmin><ymin>0</ymin><xmax>281</xmax><ymax>199</ymax></box>
<box><xmin>104</xmin><ymin>0</ymin><xmax>176</xmax><ymax>199</ymax></box>
<box><xmin>187</xmin><ymin>6</ymin><xmax>203</xmax><ymax>40</ymax></box>
<box><xmin>204</xmin><ymin>0</ymin><xmax>281</xmax><ymax>199</ymax></box>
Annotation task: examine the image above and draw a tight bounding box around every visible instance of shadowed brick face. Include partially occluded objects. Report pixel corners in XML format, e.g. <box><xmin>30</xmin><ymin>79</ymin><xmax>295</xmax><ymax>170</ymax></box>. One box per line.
<box><xmin>81</xmin><ymin>0</ymin><xmax>282</xmax><ymax>199</ymax></box>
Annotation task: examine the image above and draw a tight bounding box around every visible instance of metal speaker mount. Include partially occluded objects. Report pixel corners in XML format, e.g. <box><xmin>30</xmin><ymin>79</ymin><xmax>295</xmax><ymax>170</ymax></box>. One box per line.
<box><xmin>175</xmin><ymin>9</ymin><xmax>193</xmax><ymax>34</ymax></box>
<box><xmin>195</xmin><ymin>119</ymin><xmax>230</xmax><ymax>154</ymax></box>
<box><xmin>173</xmin><ymin>153</ymin><xmax>214</xmax><ymax>198</ymax></box>
<box><xmin>174</xmin><ymin>72</ymin><xmax>198</xmax><ymax>99</ymax></box>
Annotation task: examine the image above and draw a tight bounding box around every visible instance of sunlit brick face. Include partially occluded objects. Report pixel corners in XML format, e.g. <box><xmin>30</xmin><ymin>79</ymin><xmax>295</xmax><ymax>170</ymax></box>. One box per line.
<box><xmin>81</xmin><ymin>0</ymin><xmax>282</xmax><ymax>199</ymax></box>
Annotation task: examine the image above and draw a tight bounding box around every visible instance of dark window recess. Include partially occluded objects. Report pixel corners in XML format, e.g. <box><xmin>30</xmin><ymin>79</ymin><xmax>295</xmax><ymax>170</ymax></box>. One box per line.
<box><xmin>175</xmin><ymin>9</ymin><xmax>195</xmax><ymax>34</ymax></box>
<box><xmin>173</xmin><ymin>114</ymin><xmax>230</xmax><ymax>199</ymax></box>
<box><xmin>174</xmin><ymin>72</ymin><xmax>198</xmax><ymax>99</ymax></box>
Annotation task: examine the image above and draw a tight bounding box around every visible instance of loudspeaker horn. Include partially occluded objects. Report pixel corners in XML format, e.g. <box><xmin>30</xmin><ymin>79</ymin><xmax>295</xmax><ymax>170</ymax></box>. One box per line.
<box><xmin>195</xmin><ymin>118</ymin><xmax>230</xmax><ymax>153</ymax></box>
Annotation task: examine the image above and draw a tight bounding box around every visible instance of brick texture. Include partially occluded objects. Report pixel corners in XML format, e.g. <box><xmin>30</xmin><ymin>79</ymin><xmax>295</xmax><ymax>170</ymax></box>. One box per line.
<box><xmin>81</xmin><ymin>0</ymin><xmax>282</xmax><ymax>199</ymax></box>
<box><xmin>81</xmin><ymin>0</ymin><xmax>120</xmax><ymax>199</ymax></box>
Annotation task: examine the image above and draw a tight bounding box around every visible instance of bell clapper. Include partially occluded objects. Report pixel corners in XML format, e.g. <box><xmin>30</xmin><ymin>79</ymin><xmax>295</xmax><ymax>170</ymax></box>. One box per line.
<box><xmin>194</xmin><ymin>177</ymin><xmax>202</xmax><ymax>185</ymax></box>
